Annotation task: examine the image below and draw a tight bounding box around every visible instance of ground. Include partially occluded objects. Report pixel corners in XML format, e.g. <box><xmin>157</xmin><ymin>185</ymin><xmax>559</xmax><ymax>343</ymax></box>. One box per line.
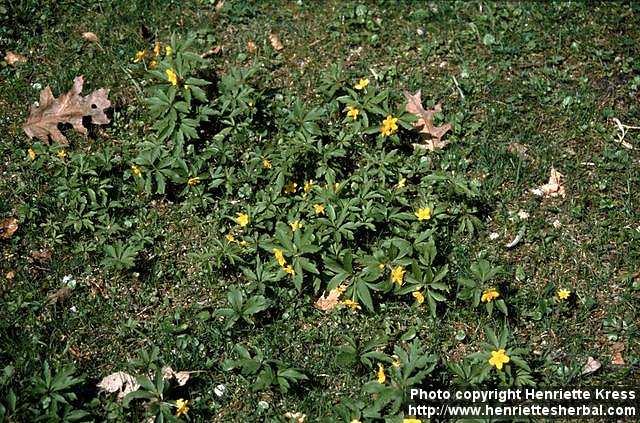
<box><xmin>1</xmin><ymin>1</ymin><xmax>639</xmax><ymax>422</ymax></box>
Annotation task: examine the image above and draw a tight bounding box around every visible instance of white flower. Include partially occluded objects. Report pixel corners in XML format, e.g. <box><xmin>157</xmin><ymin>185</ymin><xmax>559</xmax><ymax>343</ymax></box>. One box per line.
<box><xmin>62</xmin><ymin>275</ymin><xmax>76</xmax><ymax>288</ymax></box>
<box><xmin>517</xmin><ymin>210</ymin><xmax>530</xmax><ymax>220</ymax></box>
<box><xmin>214</xmin><ymin>384</ymin><xmax>226</xmax><ymax>397</ymax></box>
<box><xmin>489</xmin><ymin>232</ymin><xmax>500</xmax><ymax>240</ymax></box>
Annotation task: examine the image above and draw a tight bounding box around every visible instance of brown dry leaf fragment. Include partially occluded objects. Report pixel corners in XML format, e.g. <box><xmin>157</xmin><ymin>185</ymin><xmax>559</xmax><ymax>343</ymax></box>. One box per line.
<box><xmin>31</xmin><ymin>249</ymin><xmax>52</xmax><ymax>262</ymax></box>
<box><xmin>202</xmin><ymin>45</ymin><xmax>222</xmax><ymax>58</ymax></box>
<box><xmin>611</xmin><ymin>342</ymin><xmax>625</xmax><ymax>365</ymax></box>
<box><xmin>581</xmin><ymin>356</ymin><xmax>601</xmax><ymax>375</ymax></box>
<box><xmin>161</xmin><ymin>366</ymin><xmax>193</xmax><ymax>386</ymax></box>
<box><xmin>82</xmin><ymin>32</ymin><xmax>99</xmax><ymax>43</ymax></box>
<box><xmin>23</xmin><ymin>75</ymin><xmax>111</xmax><ymax>144</ymax></box>
<box><xmin>246</xmin><ymin>41</ymin><xmax>257</xmax><ymax>53</ymax></box>
<box><xmin>0</xmin><ymin>218</ymin><xmax>18</xmax><ymax>239</ymax></box>
<box><xmin>531</xmin><ymin>167</ymin><xmax>566</xmax><ymax>198</ymax></box>
<box><xmin>46</xmin><ymin>286</ymin><xmax>72</xmax><ymax>305</ymax></box>
<box><xmin>215</xmin><ymin>1</ymin><xmax>225</xmax><ymax>12</ymax></box>
<box><xmin>5</xmin><ymin>51</ymin><xmax>27</xmax><ymax>66</ymax></box>
<box><xmin>314</xmin><ymin>287</ymin><xmax>343</xmax><ymax>312</ymax></box>
<box><xmin>5</xmin><ymin>271</ymin><xmax>15</xmax><ymax>280</ymax></box>
<box><xmin>404</xmin><ymin>90</ymin><xmax>452</xmax><ymax>151</ymax></box>
<box><xmin>97</xmin><ymin>371</ymin><xmax>140</xmax><ymax>400</ymax></box>
<box><xmin>269</xmin><ymin>33</ymin><xmax>284</xmax><ymax>51</ymax></box>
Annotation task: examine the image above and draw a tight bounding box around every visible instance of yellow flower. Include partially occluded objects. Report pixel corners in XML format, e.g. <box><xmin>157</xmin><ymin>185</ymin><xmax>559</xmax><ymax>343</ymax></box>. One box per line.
<box><xmin>284</xmin><ymin>181</ymin><xmax>298</xmax><ymax>194</ymax></box>
<box><xmin>378</xmin><ymin>263</ymin><xmax>385</xmax><ymax>270</ymax></box>
<box><xmin>262</xmin><ymin>158</ymin><xmax>272</xmax><ymax>169</ymax></box>
<box><xmin>304</xmin><ymin>180</ymin><xmax>314</xmax><ymax>193</ymax></box>
<box><xmin>284</xmin><ymin>264</ymin><xmax>295</xmax><ymax>277</ymax></box>
<box><xmin>28</xmin><ymin>148</ymin><xmax>36</xmax><ymax>160</ymax></box>
<box><xmin>342</xmin><ymin>299</ymin><xmax>361</xmax><ymax>310</ymax></box>
<box><xmin>557</xmin><ymin>288</ymin><xmax>571</xmax><ymax>301</ymax></box>
<box><xmin>149</xmin><ymin>59</ymin><xmax>157</xmax><ymax>69</ymax></box>
<box><xmin>481</xmin><ymin>288</ymin><xmax>500</xmax><ymax>303</ymax></box>
<box><xmin>239</xmin><ymin>240</ymin><xmax>248</xmax><ymax>246</ymax></box>
<box><xmin>57</xmin><ymin>149</ymin><xmax>67</xmax><ymax>159</ymax></box>
<box><xmin>391</xmin><ymin>266</ymin><xmax>405</xmax><ymax>286</ymax></box>
<box><xmin>236</xmin><ymin>212</ymin><xmax>249</xmax><ymax>227</ymax></box>
<box><xmin>226</xmin><ymin>233</ymin><xmax>236</xmax><ymax>243</ymax></box>
<box><xmin>412</xmin><ymin>291</ymin><xmax>425</xmax><ymax>304</ymax></box>
<box><xmin>351</xmin><ymin>420</ymin><xmax>362</xmax><ymax>423</ymax></box>
<box><xmin>289</xmin><ymin>220</ymin><xmax>303</xmax><ymax>232</ymax></box>
<box><xmin>153</xmin><ymin>42</ymin><xmax>161</xmax><ymax>57</ymax></box>
<box><xmin>175</xmin><ymin>398</ymin><xmax>189</xmax><ymax>417</ymax></box>
<box><xmin>166</xmin><ymin>68</ymin><xmax>178</xmax><ymax>86</ymax></box>
<box><xmin>396</xmin><ymin>178</ymin><xmax>406</xmax><ymax>189</ymax></box>
<box><xmin>380</xmin><ymin>115</ymin><xmax>399</xmax><ymax>137</ymax></box>
<box><xmin>165</xmin><ymin>45</ymin><xmax>173</xmax><ymax>56</ymax></box>
<box><xmin>403</xmin><ymin>419</ymin><xmax>422</xmax><ymax>423</ymax></box>
<box><xmin>131</xmin><ymin>165</ymin><xmax>142</xmax><ymax>177</ymax></box>
<box><xmin>133</xmin><ymin>50</ymin><xmax>146</xmax><ymax>62</ymax></box>
<box><xmin>187</xmin><ymin>176</ymin><xmax>200</xmax><ymax>186</ymax></box>
<box><xmin>346</xmin><ymin>105</ymin><xmax>360</xmax><ymax>120</ymax></box>
<box><xmin>391</xmin><ymin>355</ymin><xmax>401</xmax><ymax>368</ymax></box>
<box><xmin>414</xmin><ymin>207</ymin><xmax>432</xmax><ymax>221</ymax></box>
<box><xmin>273</xmin><ymin>248</ymin><xmax>286</xmax><ymax>267</ymax></box>
<box><xmin>376</xmin><ymin>363</ymin><xmax>386</xmax><ymax>384</ymax></box>
<box><xmin>354</xmin><ymin>78</ymin><xmax>369</xmax><ymax>90</ymax></box>
<box><xmin>313</xmin><ymin>204</ymin><xmax>325</xmax><ymax>215</ymax></box>
<box><xmin>488</xmin><ymin>349</ymin><xmax>510</xmax><ymax>370</ymax></box>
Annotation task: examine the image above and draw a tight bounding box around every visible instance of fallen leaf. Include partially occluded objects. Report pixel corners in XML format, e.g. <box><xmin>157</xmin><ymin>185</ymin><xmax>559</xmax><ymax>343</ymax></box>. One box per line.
<box><xmin>269</xmin><ymin>33</ymin><xmax>284</xmax><ymax>51</ymax></box>
<box><xmin>82</xmin><ymin>32</ymin><xmax>99</xmax><ymax>43</ymax></box>
<box><xmin>23</xmin><ymin>75</ymin><xmax>111</xmax><ymax>144</ymax></box>
<box><xmin>581</xmin><ymin>356</ymin><xmax>601</xmax><ymax>375</ymax></box>
<box><xmin>0</xmin><ymin>218</ymin><xmax>18</xmax><ymax>239</ymax></box>
<box><xmin>531</xmin><ymin>167</ymin><xmax>566</xmax><ymax>198</ymax></box>
<box><xmin>30</xmin><ymin>249</ymin><xmax>52</xmax><ymax>262</ymax></box>
<box><xmin>202</xmin><ymin>45</ymin><xmax>222</xmax><ymax>58</ymax></box>
<box><xmin>4</xmin><ymin>51</ymin><xmax>27</xmax><ymax>66</ymax></box>
<box><xmin>314</xmin><ymin>287</ymin><xmax>343</xmax><ymax>311</ymax></box>
<box><xmin>97</xmin><ymin>371</ymin><xmax>140</xmax><ymax>399</ymax></box>
<box><xmin>611</xmin><ymin>342</ymin><xmax>625</xmax><ymax>365</ymax></box>
<box><xmin>246</xmin><ymin>41</ymin><xmax>257</xmax><ymax>53</ymax></box>
<box><xmin>161</xmin><ymin>366</ymin><xmax>193</xmax><ymax>386</ymax></box>
<box><xmin>5</xmin><ymin>271</ymin><xmax>15</xmax><ymax>280</ymax></box>
<box><xmin>215</xmin><ymin>1</ymin><xmax>225</xmax><ymax>12</ymax></box>
<box><xmin>46</xmin><ymin>286</ymin><xmax>72</xmax><ymax>305</ymax></box>
<box><xmin>404</xmin><ymin>90</ymin><xmax>452</xmax><ymax>151</ymax></box>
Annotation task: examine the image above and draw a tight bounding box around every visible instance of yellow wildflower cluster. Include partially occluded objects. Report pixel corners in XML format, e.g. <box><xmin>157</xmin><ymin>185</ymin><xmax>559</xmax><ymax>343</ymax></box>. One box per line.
<box><xmin>133</xmin><ymin>41</ymin><xmax>171</xmax><ymax>68</ymax></box>
<box><xmin>236</xmin><ymin>212</ymin><xmax>249</xmax><ymax>227</ymax></box>
<box><xmin>273</xmin><ymin>248</ymin><xmax>295</xmax><ymax>277</ymax></box>
<box><xmin>481</xmin><ymin>288</ymin><xmax>500</xmax><ymax>303</ymax></box>
<box><xmin>380</xmin><ymin>115</ymin><xmax>398</xmax><ymax>137</ymax></box>
<box><xmin>391</xmin><ymin>265</ymin><xmax>405</xmax><ymax>286</ymax></box>
<box><xmin>415</xmin><ymin>207</ymin><xmax>431</xmax><ymax>221</ymax></box>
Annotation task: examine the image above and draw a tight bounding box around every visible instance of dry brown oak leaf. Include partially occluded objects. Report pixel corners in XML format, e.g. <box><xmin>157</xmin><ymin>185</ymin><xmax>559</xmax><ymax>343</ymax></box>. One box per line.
<box><xmin>23</xmin><ymin>75</ymin><xmax>111</xmax><ymax>144</ymax></box>
<box><xmin>404</xmin><ymin>90</ymin><xmax>452</xmax><ymax>151</ymax></box>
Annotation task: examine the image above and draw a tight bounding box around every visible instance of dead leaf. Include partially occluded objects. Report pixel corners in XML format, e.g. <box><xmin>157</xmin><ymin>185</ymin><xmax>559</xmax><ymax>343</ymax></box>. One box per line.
<box><xmin>82</xmin><ymin>32</ymin><xmax>99</xmax><ymax>43</ymax></box>
<box><xmin>284</xmin><ymin>412</ymin><xmax>306</xmax><ymax>423</ymax></box>
<box><xmin>531</xmin><ymin>167</ymin><xmax>566</xmax><ymax>198</ymax></box>
<box><xmin>46</xmin><ymin>286</ymin><xmax>72</xmax><ymax>305</ymax></box>
<box><xmin>581</xmin><ymin>356</ymin><xmax>601</xmax><ymax>375</ymax></box>
<box><xmin>611</xmin><ymin>342</ymin><xmax>625</xmax><ymax>365</ymax></box>
<box><xmin>23</xmin><ymin>75</ymin><xmax>111</xmax><ymax>144</ymax></box>
<box><xmin>97</xmin><ymin>371</ymin><xmax>140</xmax><ymax>399</ymax></box>
<box><xmin>202</xmin><ymin>45</ymin><xmax>222</xmax><ymax>58</ymax></box>
<box><xmin>269</xmin><ymin>33</ymin><xmax>284</xmax><ymax>51</ymax></box>
<box><xmin>314</xmin><ymin>288</ymin><xmax>343</xmax><ymax>312</ymax></box>
<box><xmin>246</xmin><ymin>41</ymin><xmax>257</xmax><ymax>53</ymax></box>
<box><xmin>404</xmin><ymin>90</ymin><xmax>452</xmax><ymax>151</ymax></box>
<box><xmin>31</xmin><ymin>249</ymin><xmax>52</xmax><ymax>262</ymax></box>
<box><xmin>5</xmin><ymin>271</ymin><xmax>15</xmax><ymax>280</ymax></box>
<box><xmin>215</xmin><ymin>1</ymin><xmax>225</xmax><ymax>12</ymax></box>
<box><xmin>0</xmin><ymin>218</ymin><xmax>18</xmax><ymax>239</ymax></box>
<box><xmin>161</xmin><ymin>366</ymin><xmax>193</xmax><ymax>386</ymax></box>
<box><xmin>4</xmin><ymin>51</ymin><xmax>27</xmax><ymax>66</ymax></box>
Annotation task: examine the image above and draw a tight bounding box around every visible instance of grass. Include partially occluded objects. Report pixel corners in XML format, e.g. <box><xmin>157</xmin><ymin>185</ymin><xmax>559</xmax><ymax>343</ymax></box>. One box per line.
<box><xmin>1</xmin><ymin>1</ymin><xmax>640</xmax><ymax>422</ymax></box>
